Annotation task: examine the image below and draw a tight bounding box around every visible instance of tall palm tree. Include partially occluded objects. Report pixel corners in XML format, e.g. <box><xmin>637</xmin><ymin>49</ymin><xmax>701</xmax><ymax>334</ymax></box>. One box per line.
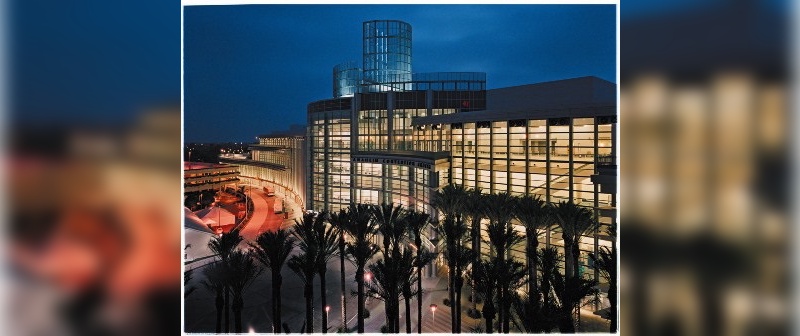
<box><xmin>462</xmin><ymin>187</ymin><xmax>486</xmax><ymax>313</ymax></box>
<box><xmin>202</xmin><ymin>262</ymin><xmax>227</xmax><ymax>334</ymax></box>
<box><xmin>364</xmin><ymin>248</ymin><xmax>416</xmax><ymax>333</ymax></box>
<box><xmin>553</xmin><ymin>201</ymin><xmax>595</xmax><ymax>332</ymax></box>
<box><xmin>328</xmin><ymin>209</ymin><xmax>350</xmax><ymax>332</ymax></box>
<box><xmin>496</xmin><ymin>259</ymin><xmax>526</xmax><ymax>333</ymax></box>
<box><xmin>371</xmin><ymin>202</ymin><xmax>409</xmax><ymax>332</ymax></box>
<box><xmin>313</xmin><ymin>212</ymin><xmax>339</xmax><ymax>334</ymax></box>
<box><xmin>483</xmin><ymin>192</ymin><xmax>520</xmax><ymax>333</ymax></box>
<box><xmin>288</xmin><ymin>251</ymin><xmax>318</xmax><ymax>334</ymax></box>
<box><xmin>468</xmin><ymin>259</ymin><xmax>498</xmax><ymax>333</ymax></box>
<box><xmin>405</xmin><ymin>210</ymin><xmax>434</xmax><ymax>334</ymax></box>
<box><xmin>372</xmin><ymin>203</ymin><xmax>406</xmax><ymax>254</ymax></box>
<box><xmin>513</xmin><ymin>195</ymin><xmax>553</xmax><ymax>308</ymax></box>
<box><xmin>510</xmin><ymin>247</ymin><xmax>560</xmax><ymax>334</ymax></box>
<box><xmin>435</xmin><ymin>214</ymin><xmax>472</xmax><ymax>333</ymax></box>
<box><xmin>342</xmin><ymin>203</ymin><xmax>379</xmax><ymax>333</ymax></box>
<box><xmin>590</xmin><ymin>224</ymin><xmax>617</xmax><ymax>333</ymax></box>
<box><xmin>432</xmin><ymin>184</ymin><xmax>468</xmax><ymax>219</ymax></box>
<box><xmin>289</xmin><ymin>212</ymin><xmax>324</xmax><ymax>333</ymax></box>
<box><xmin>537</xmin><ymin>246</ymin><xmax>561</xmax><ymax>326</ymax></box>
<box><xmin>251</xmin><ymin>229</ymin><xmax>296</xmax><ymax>334</ymax></box>
<box><xmin>208</xmin><ymin>229</ymin><xmax>243</xmax><ymax>333</ymax></box>
<box><xmin>227</xmin><ymin>250</ymin><xmax>263</xmax><ymax>333</ymax></box>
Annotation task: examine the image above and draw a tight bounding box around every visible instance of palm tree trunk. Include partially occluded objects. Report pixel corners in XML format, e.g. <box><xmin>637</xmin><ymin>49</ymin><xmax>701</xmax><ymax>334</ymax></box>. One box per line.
<box><xmin>483</xmin><ymin>286</ymin><xmax>495</xmax><ymax>334</ymax></box>
<box><xmin>320</xmin><ymin>268</ymin><xmax>328</xmax><ymax>334</ymax></box>
<box><xmin>455</xmin><ymin>276</ymin><xmax>463</xmax><ymax>333</ymax></box>
<box><xmin>404</xmin><ymin>285</ymin><xmax>412</xmax><ymax>333</ymax></box>
<box><xmin>215</xmin><ymin>289</ymin><xmax>223</xmax><ymax>333</ymax></box>
<box><xmin>305</xmin><ymin>281</ymin><xmax>315</xmax><ymax>333</ymax></box>
<box><xmin>274</xmin><ymin>273</ymin><xmax>282</xmax><ymax>334</ymax></box>
<box><xmin>449</xmin><ymin>265</ymin><xmax>456</xmax><ymax>333</ymax></box>
<box><xmin>496</xmin><ymin>248</ymin><xmax>505</xmax><ymax>333</ymax></box>
<box><xmin>233</xmin><ymin>296</ymin><xmax>244</xmax><ymax>333</ymax></box>
<box><xmin>340</xmin><ymin>241</ymin><xmax>347</xmax><ymax>331</ymax></box>
<box><xmin>527</xmin><ymin>236</ymin><xmax>538</xmax><ymax>303</ymax></box>
<box><xmin>416</xmin><ymin>256</ymin><xmax>423</xmax><ymax>334</ymax></box>
<box><xmin>471</xmin><ymin>217</ymin><xmax>481</xmax><ymax>312</ymax></box>
<box><xmin>356</xmin><ymin>267</ymin><xmax>365</xmax><ymax>333</ymax></box>
<box><xmin>502</xmin><ymin>298</ymin><xmax>511</xmax><ymax>333</ymax></box>
<box><xmin>224</xmin><ymin>286</ymin><xmax>231</xmax><ymax>333</ymax></box>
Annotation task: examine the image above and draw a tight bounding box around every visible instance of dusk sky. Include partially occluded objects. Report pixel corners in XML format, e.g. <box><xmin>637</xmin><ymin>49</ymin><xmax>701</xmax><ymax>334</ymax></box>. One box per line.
<box><xmin>184</xmin><ymin>5</ymin><xmax>616</xmax><ymax>143</ymax></box>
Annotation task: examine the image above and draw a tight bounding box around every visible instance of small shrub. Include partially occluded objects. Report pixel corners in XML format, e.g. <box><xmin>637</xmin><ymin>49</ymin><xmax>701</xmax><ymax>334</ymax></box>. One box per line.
<box><xmin>380</xmin><ymin>325</ymin><xmax>390</xmax><ymax>333</ymax></box>
<box><xmin>443</xmin><ymin>298</ymin><xmax>451</xmax><ymax>306</ymax></box>
<box><xmin>466</xmin><ymin>308</ymin><xmax>482</xmax><ymax>319</ymax></box>
<box><xmin>361</xmin><ymin>307</ymin><xmax>370</xmax><ymax>318</ymax></box>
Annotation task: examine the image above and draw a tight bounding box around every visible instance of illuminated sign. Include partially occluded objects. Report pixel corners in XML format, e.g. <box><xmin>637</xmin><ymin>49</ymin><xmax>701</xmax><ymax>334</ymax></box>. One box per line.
<box><xmin>352</xmin><ymin>157</ymin><xmax>433</xmax><ymax>169</ymax></box>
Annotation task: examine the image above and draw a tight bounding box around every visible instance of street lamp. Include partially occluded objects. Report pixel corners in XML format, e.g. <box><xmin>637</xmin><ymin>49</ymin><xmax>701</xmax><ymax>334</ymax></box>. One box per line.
<box><xmin>325</xmin><ymin>305</ymin><xmax>331</xmax><ymax>325</ymax></box>
<box><xmin>430</xmin><ymin>304</ymin><xmax>437</xmax><ymax>326</ymax></box>
<box><xmin>365</xmin><ymin>272</ymin><xmax>373</xmax><ymax>304</ymax></box>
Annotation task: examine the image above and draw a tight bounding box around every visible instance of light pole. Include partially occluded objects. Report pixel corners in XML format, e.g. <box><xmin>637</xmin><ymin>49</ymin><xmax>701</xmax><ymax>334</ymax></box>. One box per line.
<box><xmin>430</xmin><ymin>304</ymin><xmax>437</xmax><ymax>329</ymax></box>
<box><xmin>365</xmin><ymin>272</ymin><xmax>373</xmax><ymax>305</ymax></box>
<box><xmin>325</xmin><ymin>305</ymin><xmax>331</xmax><ymax>330</ymax></box>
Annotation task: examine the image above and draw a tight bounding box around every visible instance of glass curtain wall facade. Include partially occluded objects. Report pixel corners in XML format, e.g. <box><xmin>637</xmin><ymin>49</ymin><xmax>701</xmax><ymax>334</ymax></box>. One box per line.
<box><xmin>439</xmin><ymin>115</ymin><xmax>617</xmax><ymax>276</ymax></box>
<box><xmin>362</xmin><ymin>20</ymin><xmax>412</xmax><ymax>93</ymax></box>
<box><xmin>308</xmin><ymin>98</ymin><xmax>353</xmax><ymax>213</ymax></box>
<box><xmin>306</xmin><ymin>20</ymin><xmax>617</xmax><ymax>291</ymax></box>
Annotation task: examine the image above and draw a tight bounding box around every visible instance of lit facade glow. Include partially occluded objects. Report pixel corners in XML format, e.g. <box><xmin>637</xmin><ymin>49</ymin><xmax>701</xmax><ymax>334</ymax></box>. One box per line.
<box><xmin>308</xmin><ymin>20</ymin><xmax>617</xmax><ymax>287</ymax></box>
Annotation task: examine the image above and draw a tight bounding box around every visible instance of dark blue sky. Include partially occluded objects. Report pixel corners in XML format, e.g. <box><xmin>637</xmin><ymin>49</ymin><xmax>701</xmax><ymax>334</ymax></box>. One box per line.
<box><xmin>184</xmin><ymin>5</ymin><xmax>616</xmax><ymax>143</ymax></box>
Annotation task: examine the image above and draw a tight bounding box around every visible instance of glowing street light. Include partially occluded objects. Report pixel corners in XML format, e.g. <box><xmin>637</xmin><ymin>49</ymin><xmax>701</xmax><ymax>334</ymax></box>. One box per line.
<box><xmin>364</xmin><ymin>272</ymin><xmax>372</xmax><ymax>282</ymax></box>
<box><xmin>430</xmin><ymin>304</ymin><xmax>438</xmax><ymax>325</ymax></box>
<box><xmin>325</xmin><ymin>305</ymin><xmax>331</xmax><ymax>324</ymax></box>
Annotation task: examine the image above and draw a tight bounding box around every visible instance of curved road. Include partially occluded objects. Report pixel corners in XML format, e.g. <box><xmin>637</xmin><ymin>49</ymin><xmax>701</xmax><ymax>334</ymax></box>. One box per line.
<box><xmin>238</xmin><ymin>187</ymin><xmax>287</xmax><ymax>242</ymax></box>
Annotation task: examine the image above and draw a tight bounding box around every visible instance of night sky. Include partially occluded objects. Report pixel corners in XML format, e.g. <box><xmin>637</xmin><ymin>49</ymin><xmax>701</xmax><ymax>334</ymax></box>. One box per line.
<box><xmin>184</xmin><ymin>5</ymin><xmax>616</xmax><ymax>143</ymax></box>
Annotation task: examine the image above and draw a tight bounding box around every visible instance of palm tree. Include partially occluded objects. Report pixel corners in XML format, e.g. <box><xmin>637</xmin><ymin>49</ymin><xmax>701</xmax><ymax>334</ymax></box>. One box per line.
<box><xmin>372</xmin><ymin>203</ymin><xmax>406</xmax><ymax>254</ymax></box>
<box><xmin>432</xmin><ymin>184</ymin><xmax>468</xmax><ymax>333</ymax></box>
<box><xmin>342</xmin><ymin>203</ymin><xmax>379</xmax><ymax>333</ymax></box>
<box><xmin>483</xmin><ymin>192</ymin><xmax>520</xmax><ymax>333</ymax></box>
<box><xmin>288</xmin><ymin>251</ymin><xmax>318</xmax><ymax>334</ymax></box>
<box><xmin>432</xmin><ymin>184</ymin><xmax>468</xmax><ymax>219</ymax></box>
<box><xmin>468</xmin><ymin>259</ymin><xmax>498</xmax><ymax>333</ymax></box>
<box><xmin>513</xmin><ymin>195</ymin><xmax>553</xmax><ymax>310</ymax></box>
<box><xmin>512</xmin><ymin>248</ymin><xmax>563</xmax><ymax>334</ymax></box>
<box><xmin>313</xmin><ymin>212</ymin><xmax>339</xmax><ymax>334</ymax></box>
<box><xmin>202</xmin><ymin>262</ymin><xmax>227</xmax><ymax>333</ymax></box>
<box><xmin>251</xmin><ymin>229</ymin><xmax>296</xmax><ymax>334</ymax></box>
<box><xmin>364</xmin><ymin>248</ymin><xmax>416</xmax><ymax>333</ymax></box>
<box><xmin>371</xmin><ymin>203</ymin><xmax>409</xmax><ymax>332</ymax></box>
<box><xmin>462</xmin><ymin>187</ymin><xmax>486</xmax><ymax>313</ymax></box>
<box><xmin>537</xmin><ymin>246</ymin><xmax>561</xmax><ymax>328</ymax></box>
<box><xmin>405</xmin><ymin>210</ymin><xmax>434</xmax><ymax>334</ymax></box>
<box><xmin>553</xmin><ymin>201</ymin><xmax>595</xmax><ymax>332</ymax></box>
<box><xmin>496</xmin><ymin>259</ymin><xmax>526</xmax><ymax>333</ymax></box>
<box><xmin>289</xmin><ymin>212</ymin><xmax>327</xmax><ymax>333</ymax></box>
<box><xmin>227</xmin><ymin>250</ymin><xmax>263</xmax><ymax>333</ymax></box>
<box><xmin>328</xmin><ymin>209</ymin><xmax>350</xmax><ymax>331</ymax></box>
<box><xmin>590</xmin><ymin>224</ymin><xmax>617</xmax><ymax>332</ymax></box>
<box><xmin>435</xmin><ymin>214</ymin><xmax>473</xmax><ymax>333</ymax></box>
<box><xmin>208</xmin><ymin>228</ymin><xmax>243</xmax><ymax>333</ymax></box>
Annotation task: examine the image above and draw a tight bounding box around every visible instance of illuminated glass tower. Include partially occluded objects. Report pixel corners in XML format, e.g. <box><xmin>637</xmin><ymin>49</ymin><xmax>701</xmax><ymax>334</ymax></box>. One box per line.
<box><xmin>333</xmin><ymin>61</ymin><xmax>361</xmax><ymax>98</ymax></box>
<box><xmin>362</xmin><ymin>20</ymin><xmax>412</xmax><ymax>93</ymax></box>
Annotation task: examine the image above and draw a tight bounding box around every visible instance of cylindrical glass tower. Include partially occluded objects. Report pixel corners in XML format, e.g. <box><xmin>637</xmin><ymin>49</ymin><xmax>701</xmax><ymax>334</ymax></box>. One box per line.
<box><xmin>333</xmin><ymin>61</ymin><xmax>361</xmax><ymax>98</ymax></box>
<box><xmin>362</xmin><ymin>20</ymin><xmax>412</xmax><ymax>92</ymax></box>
